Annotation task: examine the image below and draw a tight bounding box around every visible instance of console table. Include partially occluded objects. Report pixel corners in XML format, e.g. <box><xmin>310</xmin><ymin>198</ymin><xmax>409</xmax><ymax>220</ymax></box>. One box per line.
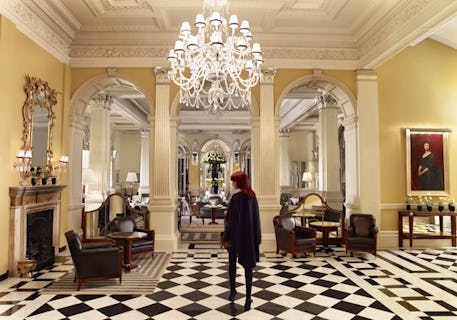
<box><xmin>398</xmin><ymin>210</ymin><xmax>456</xmax><ymax>247</ymax></box>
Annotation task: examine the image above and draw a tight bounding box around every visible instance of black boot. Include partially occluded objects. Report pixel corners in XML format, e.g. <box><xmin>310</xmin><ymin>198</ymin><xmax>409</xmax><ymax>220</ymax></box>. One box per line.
<box><xmin>228</xmin><ymin>290</ymin><xmax>237</xmax><ymax>302</ymax></box>
<box><xmin>244</xmin><ymin>297</ymin><xmax>252</xmax><ymax>311</ymax></box>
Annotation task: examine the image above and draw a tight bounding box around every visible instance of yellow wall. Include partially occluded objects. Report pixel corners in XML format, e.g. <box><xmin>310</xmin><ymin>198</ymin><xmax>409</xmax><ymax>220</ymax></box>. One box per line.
<box><xmin>71</xmin><ymin>68</ymin><xmax>156</xmax><ymax>113</ymax></box>
<box><xmin>377</xmin><ymin>39</ymin><xmax>457</xmax><ymax>231</ymax></box>
<box><xmin>0</xmin><ymin>15</ymin><xmax>67</xmax><ymax>275</ymax></box>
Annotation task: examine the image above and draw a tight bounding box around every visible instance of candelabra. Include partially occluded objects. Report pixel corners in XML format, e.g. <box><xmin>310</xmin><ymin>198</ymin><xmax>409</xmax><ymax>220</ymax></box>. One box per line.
<box><xmin>14</xmin><ymin>149</ymin><xmax>33</xmax><ymax>185</ymax></box>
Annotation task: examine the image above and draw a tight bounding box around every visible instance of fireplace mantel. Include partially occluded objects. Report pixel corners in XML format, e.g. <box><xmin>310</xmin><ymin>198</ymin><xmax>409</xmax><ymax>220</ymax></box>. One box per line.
<box><xmin>9</xmin><ymin>185</ymin><xmax>66</xmax><ymax>206</ymax></box>
<box><xmin>9</xmin><ymin>185</ymin><xmax>66</xmax><ymax>276</ymax></box>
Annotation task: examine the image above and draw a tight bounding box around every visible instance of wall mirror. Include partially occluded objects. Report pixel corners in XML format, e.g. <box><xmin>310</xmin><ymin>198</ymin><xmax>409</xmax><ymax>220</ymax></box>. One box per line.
<box><xmin>21</xmin><ymin>75</ymin><xmax>58</xmax><ymax>169</ymax></box>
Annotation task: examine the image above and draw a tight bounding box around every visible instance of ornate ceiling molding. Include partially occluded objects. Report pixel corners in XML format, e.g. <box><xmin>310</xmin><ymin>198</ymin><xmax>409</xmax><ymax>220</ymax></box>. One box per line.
<box><xmin>0</xmin><ymin>0</ymin><xmax>70</xmax><ymax>63</ymax></box>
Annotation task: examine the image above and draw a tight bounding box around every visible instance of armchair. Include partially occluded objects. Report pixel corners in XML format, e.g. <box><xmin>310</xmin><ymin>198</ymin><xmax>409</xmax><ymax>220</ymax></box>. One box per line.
<box><xmin>65</xmin><ymin>230</ymin><xmax>123</xmax><ymax>290</ymax></box>
<box><xmin>345</xmin><ymin>213</ymin><xmax>378</xmax><ymax>256</ymax></box>
<box><xmin>273</xmin><ymin>215</ymin><xmax>316</xmax><ymax>257</ymax></box>
<box><xmin>108</xmin><ymin>216</ymin><xmax>155</xmax><ymax>257</ymax></box>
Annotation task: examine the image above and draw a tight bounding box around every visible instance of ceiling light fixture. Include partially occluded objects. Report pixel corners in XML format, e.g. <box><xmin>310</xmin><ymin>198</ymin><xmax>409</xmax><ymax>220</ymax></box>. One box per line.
<box><xmin>167</xmin><ymin>0</ymin><xmax>263</xmax><ymax>116</ymax></box>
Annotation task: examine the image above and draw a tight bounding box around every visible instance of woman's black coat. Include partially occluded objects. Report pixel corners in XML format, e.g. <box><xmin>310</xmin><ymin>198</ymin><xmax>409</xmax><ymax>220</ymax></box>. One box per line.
<box><xmin>223</xmin><ymin>192</ymin><xmax>261</xmax><ymax>268</ymax></box>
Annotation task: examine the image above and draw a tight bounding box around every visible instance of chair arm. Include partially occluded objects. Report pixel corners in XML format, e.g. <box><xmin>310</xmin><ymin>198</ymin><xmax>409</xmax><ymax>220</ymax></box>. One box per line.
<box><xmin>134</xmin><ymin>228</ymin><xmax>155</xmax><ymax>240</ymax></box>
<box><xmin>78</xmin><ymin>246</ymin><xmax>121</xmax><ymax>256</ymax></box>
<box><xmin>346</xmin><ymin>225</ymin><xmax>355</xmax><ymax>236</ymax></box>
<box><xmin>370</xmin><ymin>225</ymin><xmax>379</xmax><ymax>235</ymax></box>
<box><xmin>295</xmin><ymin>226</ymin><xmax>316</xmax><ymax>238</ymax></box>
<box><xmin>82</xmin><ymin>241</ymin><xmax>114</xmax><ymax>249</ymax></box>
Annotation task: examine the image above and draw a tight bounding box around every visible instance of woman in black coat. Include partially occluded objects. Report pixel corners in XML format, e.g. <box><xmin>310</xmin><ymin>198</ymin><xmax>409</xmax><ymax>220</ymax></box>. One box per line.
<box><xmin>223</xmin><ymin>171</ymin><xmax>261</xmax><ymax>311</ymax></box>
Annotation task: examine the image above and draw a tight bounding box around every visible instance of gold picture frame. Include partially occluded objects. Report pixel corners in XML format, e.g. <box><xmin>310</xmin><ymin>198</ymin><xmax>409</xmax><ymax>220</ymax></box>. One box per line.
<box><xmin>406</xmin><ymin>128</ymin><xmax>450</xmax><ymax>196</ymax></box>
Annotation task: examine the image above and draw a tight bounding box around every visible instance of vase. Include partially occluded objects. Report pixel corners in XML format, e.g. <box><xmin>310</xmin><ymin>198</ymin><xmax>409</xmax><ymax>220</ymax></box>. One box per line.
<box><xmin>438</xmin><ymin>205</ymin><xmax>444</xmax><ymax>212</ymax></box>
<box><xmin>406</xmin><ymin>204</ymin><xmax>411</xmax><ymax>211</ymax></box>
<box><xmin>51</xmin><ymin>177</ymin><xmax>57</xmax><ymax>185</ymax></box>
<box><xmin>426</xmin><ymin>205</ymin><xmax>433</xmax><ymax>212</ymax></box>
<box><xmin>31</xmin><ymin>177</ymin><xmax>37</xmax><ymax>186</ymax></box>
<box><xmin>41</xmin><ymin>177</ymin><xmax>47</xmax><ymax>185</ymax></box>
<box><xmin>417</xmin><ymin>204</ymin><xmax>422</xmax><ymax>212</ymax></box>
<box><xmin>449</xmin><ymin>204</ymin><xmax>455</xmax><ymax>212</ymax></box>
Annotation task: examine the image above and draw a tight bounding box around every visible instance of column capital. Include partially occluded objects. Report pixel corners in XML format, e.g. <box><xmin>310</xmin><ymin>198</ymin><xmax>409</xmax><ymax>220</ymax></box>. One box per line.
<box><xmin>260</xmin><ymin>67</ymin><xmax>277</xmax><ymax>83</ymax></box>
<box><xmin>318</xmin><ymin>94</ymin><xmax>338</xmax><ymax>110</ymax></box>
<box><xmin>154</xmin><ymin>67</ymin><xmax>171</xmax><ymax>84</ymax></box>
<box><xmin>140</xmin><ymin>130</ymin><xmax>150</xmax><ymax>138</ymax></box>
<box><xmin>90</xmin><ymin>94</ymin><xmax>113</xmax><ymax>110</ymax></box>
<box><xmin>279</xmin><ymin>128</ymin><xmax>290</xmax><ymax>137</ymax></box>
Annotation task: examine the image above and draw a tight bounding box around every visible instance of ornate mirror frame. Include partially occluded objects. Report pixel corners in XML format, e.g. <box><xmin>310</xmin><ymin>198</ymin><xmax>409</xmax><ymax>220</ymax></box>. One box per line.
<box><xmin>21</xmin><ymin>75</ymin><xmax>58</xmax><ymax>170</ymax></box>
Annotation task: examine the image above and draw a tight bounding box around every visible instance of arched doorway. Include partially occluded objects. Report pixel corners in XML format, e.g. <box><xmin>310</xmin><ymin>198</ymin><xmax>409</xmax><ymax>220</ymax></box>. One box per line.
<box><xmin>68</xmin><ymin>72</ymin><xmax>153</xmax><ymax>232</ymax></box>
<box><xmin>275</xmin><ymin>71</ymin><xmax>357</xmax><ymax>212</ymax></box>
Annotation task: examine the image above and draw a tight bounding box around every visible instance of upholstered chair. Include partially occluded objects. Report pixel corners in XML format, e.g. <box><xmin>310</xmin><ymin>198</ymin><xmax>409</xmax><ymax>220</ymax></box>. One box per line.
<box><xmin>65</xmin><ymin>230</ymin><xmax>123</xmax><ymax>290</ymax></box>
<box><xmin>345</xmin><ymin>213</ymin><xmax>378</xmax><ymax>256</ymax></box>
<box><xmin>273</xmin><ymin>215</ymin><xmax>316</xmax><ymax>257</ymax></box>
<box><xmin>108</xmin><ymin>216</ymin><xmax>155</xmax><ymax>257</ymax></box>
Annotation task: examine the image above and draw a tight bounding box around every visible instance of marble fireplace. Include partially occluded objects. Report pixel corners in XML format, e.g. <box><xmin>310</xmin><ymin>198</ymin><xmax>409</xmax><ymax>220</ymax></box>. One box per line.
<box><xmin>9</xmin><ymin>185</ymin><xmax>66</xmax><ymax>276</ymax></box>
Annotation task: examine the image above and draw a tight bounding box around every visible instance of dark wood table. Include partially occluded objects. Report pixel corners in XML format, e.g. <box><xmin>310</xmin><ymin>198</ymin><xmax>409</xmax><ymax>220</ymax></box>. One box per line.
<box><xmin>108</xmin><ymin>231</ymin><xmax>147</xmax><ymax>271</ymax></box>
<box><xmin>309</xmin><ymin>221</ymin><xmax>340</xmax><ymax>248</ymax></box>
<box><xmin>398</xmin><ymin>210</ymin><xmax>456</xmax><ymax>247</ymax></box>
<box><xmin>204</xmin><ymin>204</ymin><xmax>227</xmax><ymax>224</ymax></box>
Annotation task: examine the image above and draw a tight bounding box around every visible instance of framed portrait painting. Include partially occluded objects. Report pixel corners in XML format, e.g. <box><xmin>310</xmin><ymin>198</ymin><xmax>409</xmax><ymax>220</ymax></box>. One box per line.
<box><xmin>406</xmin><ymin>128</ymin><xmax>450</xmax><ymax>196</ymax></box>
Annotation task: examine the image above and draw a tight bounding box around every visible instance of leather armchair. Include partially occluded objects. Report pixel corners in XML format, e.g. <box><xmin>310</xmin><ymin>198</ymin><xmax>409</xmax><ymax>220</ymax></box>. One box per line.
<box><xmin>273</xmin><ymin>215</ymin><xmax>316</xmax><ymax>257</ymax></box>
<box><xmin>65</xmin><ymin>230</ymin><xmax>123</xmax><ymax>290</ymax></box>
<box><xmin>345</xmin><ymin>213</ymin><xmax>378</xmax><ymax>256</ymax></box>
<box><xmin>109</xmin><ymin>216</ymin><xmax>155</xmax><ymax>257</ymax></box>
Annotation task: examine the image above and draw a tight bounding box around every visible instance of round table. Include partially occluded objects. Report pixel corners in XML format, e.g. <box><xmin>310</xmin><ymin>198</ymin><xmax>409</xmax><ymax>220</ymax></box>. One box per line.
<box><xmin>309</xmin><ymin>221</ymin><xmax>340</xmax><ymax>248</ymax></box>
<box><xmin>108</xmin><ymin>231</ymin><xmax>147</xmax><ymax>271</ymax></box>
<box><xmin>204</xmin><ymin>204</ymin><xmax>227</xmax><ymax>224</ymax></box>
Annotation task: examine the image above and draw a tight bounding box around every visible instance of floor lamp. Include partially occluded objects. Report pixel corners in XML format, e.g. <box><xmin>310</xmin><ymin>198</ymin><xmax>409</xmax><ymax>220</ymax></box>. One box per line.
<box><xmin>125</xmin><ymin>172</ymin><xmax>138</xmax><ymax>200</ymax></box>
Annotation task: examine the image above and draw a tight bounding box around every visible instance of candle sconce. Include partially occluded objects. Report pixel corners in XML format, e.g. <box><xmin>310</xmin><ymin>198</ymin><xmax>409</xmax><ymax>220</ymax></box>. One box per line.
<box><xmin>14</xmin><ymin>148</ymin><xmax>33</xmax><ymax>185</ymax></box>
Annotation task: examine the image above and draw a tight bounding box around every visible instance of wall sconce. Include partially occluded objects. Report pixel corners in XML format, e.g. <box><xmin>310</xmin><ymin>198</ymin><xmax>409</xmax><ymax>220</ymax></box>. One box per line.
<box><xmin>14</xmin><ymin>148</ymin><xmax>33</xmax><ymax>185</ymax></box>
<box><xmin>53</xmin><ymin>155</ymin><xmax>69</xmax><ymax>173</ymax></box>
<box><xmin>302</xmin><ymin>172</ymin><xmax>313</xmax><ymax>189</ymax></box>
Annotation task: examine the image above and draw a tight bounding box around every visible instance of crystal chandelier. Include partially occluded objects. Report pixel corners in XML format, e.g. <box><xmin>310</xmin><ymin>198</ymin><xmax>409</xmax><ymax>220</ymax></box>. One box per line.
<box><xmin>167</xmin><ymin>0</ymin><xmax>263</xmax><ymax>115</ymax></box>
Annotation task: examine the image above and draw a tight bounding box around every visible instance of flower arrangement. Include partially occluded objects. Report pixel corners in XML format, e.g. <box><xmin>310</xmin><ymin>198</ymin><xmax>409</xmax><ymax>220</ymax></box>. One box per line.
<box><xmin>203</xmin><ymin>151</ymin><xmax>226</xmax><ymax>165</ymax></box>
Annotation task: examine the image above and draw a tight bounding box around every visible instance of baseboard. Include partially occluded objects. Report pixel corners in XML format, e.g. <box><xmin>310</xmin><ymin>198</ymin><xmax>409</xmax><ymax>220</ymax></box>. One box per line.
<box><xmin>58</xmin><ymin>245</ymin><xmax>66</xmax><ymax>253</ymax></box>
<box><xmin>0</xmin><ymin>271</ymin><xmax>8</xmax><ymax>281</ymax></box>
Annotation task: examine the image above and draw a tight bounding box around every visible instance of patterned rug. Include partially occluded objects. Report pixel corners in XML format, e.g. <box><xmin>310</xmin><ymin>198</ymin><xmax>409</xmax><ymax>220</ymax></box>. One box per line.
<box><xmin>40</xmin><ymin>252</ymin><xmax>170</xmax><ymax>295</ymax></box>
<box><xmin>180</xmin><ymin>232</ymin><xmax>222</xmax><ymax>243</ymax></box>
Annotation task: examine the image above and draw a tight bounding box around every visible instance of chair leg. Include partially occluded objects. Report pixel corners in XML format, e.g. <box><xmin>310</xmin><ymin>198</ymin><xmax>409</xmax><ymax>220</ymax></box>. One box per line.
<box><xmin>77</xmin><ymin>281</ymin><xmax>82</xmax><ymax>291</ymax></box>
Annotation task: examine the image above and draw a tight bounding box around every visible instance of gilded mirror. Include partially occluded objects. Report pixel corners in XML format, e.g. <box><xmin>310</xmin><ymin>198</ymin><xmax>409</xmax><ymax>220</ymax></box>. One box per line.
<box><xmin>21</xmin><ymin>75</ymin><xmax>58</xmax><ymax>169</ymax></box>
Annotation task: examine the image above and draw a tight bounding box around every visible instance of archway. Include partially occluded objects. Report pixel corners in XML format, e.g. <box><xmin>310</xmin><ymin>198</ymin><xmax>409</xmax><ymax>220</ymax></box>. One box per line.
<box><xmin>275</xmin><ymin>71</ymin><xmax>358</xmax><ymax>212</ymax></box>
<box><xmin>67</xmin><ymin>71</ymin><xmax>153</xmax><ymax>233</ymax></box>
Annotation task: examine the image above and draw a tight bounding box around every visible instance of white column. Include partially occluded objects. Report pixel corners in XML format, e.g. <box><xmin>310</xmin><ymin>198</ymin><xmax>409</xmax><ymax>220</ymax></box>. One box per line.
<box><xmin>138</xmin><ymin>130</ymin><xmax>150</xmax><ymax>196</ymax></box>
<box><xmin>279</xmin><ymin>129</ymin><xmax>290</xmax><ymax>187</ymax></box>
<box><xmin>356</xmin><ymin>70</ymin><xmax>381</xmax><ymax>216</ymax></box>
<box><xmin>318</xmin><ymin>94</ymin><xmax>343</xmax><ymax>209</ymax></box>
<box><xmin>68</xmin><ymin>114</ymin><xmax>85</xmax><ymax>233</ymax></box>
<box><xmin>86</xmin><ymin>94</ymin><xmax>112</xmax><ymax>203</ymax></box>
<box><xmin>149</xmin><ymin>67</ymin><xmax>178</xmax><ymax>252</ymax></box>
<box><xmin>255</xmin><ymin>67</ymin><xmax>280</xmax><ymax>252</ymax></box>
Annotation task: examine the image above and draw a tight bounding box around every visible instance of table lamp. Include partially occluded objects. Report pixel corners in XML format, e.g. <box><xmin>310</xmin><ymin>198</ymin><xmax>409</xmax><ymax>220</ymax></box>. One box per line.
<box><xmin>125</xmin><ymin>172</ymin><xmax>138</xmax><ymax>199</ymax></box>
<box><xmin>302</xmin><ymin>172</ymin><xmax>312</xmax><ymax>189</ymax></box>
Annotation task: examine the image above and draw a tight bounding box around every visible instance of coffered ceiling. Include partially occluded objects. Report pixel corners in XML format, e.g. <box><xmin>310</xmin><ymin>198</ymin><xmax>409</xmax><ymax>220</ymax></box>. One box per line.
<box><xmin>2</xmin><ymin>0</ymin><xmax>457</xmax><ymax>133</ymax></box>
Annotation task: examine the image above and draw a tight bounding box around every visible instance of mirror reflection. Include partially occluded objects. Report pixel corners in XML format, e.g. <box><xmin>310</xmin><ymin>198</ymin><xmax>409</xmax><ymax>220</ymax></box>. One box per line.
<box><xmin>83</xmin><ymin>193</ymin><xmax>149</xmax><ymax>240</ymax></box>
<box><xmin>21</xmin><ymin>75</ymin><xmax>57</xmax><ymax>168</ymax></box>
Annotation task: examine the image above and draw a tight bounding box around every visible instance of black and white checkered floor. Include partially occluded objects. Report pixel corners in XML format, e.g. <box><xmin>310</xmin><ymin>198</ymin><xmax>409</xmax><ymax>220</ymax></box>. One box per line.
<box><xmin>2</xmin><ymin>245</ymin><xmax>457</xmax><ymax>319</ymax></box>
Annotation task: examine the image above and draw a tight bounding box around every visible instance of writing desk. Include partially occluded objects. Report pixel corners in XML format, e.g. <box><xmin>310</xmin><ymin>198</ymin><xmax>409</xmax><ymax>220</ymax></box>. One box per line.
<box><xmin>398</xmin><ymin>210</ymin><xmax>456</xmax><ymax>247</ymax></box>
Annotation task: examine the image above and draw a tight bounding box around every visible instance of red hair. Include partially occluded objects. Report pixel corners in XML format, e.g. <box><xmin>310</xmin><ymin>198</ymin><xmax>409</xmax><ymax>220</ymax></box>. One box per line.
<box><xmin>231</xmin><ymin>171</ymin><xmax>255</xmax><ymax>198</ymax></box>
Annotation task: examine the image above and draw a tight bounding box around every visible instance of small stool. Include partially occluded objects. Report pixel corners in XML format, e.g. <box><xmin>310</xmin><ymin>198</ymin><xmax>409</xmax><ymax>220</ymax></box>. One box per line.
<box><xmin>17</xmin><ymin>259</ymin><xmax>36</xmax><ymax>278</ymax></box>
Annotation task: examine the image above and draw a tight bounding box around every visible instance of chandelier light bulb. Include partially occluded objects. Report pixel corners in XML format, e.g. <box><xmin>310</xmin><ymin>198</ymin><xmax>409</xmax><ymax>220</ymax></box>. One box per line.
<box><xmin>228</xmin><ymin>15</ymin><xmax>239</xmax><ymax>29</ymax></box>
<box><xmin>195</xmin><ymin>14</ymin><xmax>206</xmax><ymax>28</ymax></box>
<box><xmin>210</xmin><ymin>11</ymin><xmax>222</xmax><ymax>26</ymax></box>
<box><xmin>239</xmin><ymin>20</ymin><xmax>250</xmax><ymax>34</ymax></box>
<box><xmin>180</xmin><ymin>21</ymin><xmax>192</xmax><ymax>36</ymax></box>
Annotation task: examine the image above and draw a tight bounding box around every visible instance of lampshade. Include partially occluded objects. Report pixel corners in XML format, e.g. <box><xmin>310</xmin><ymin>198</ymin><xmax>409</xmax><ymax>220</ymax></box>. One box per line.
<box><xmin>59</xmin><ymin>155</ymin><xmax>69</xmax><ymax>163</ymax></box>
<box><xmin>302</xmin><ymin>172</ymin><xmax>313</xmax><ymax>182</ymax></box>
<box><xmin>125</xmin><ymin>172</ymin><xmax>138</xmax><ymax>183</ymax></box>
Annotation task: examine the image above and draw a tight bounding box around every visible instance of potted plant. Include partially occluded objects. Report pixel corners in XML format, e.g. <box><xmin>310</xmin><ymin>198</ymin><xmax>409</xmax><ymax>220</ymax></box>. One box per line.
<box><xmin>438</xmin><ymin>198</ymin><xmax>445</xmax><ymax>212</ymax></box>
<box><xmin>30</xmin><ymin>167</ymin><xmax>37</xmax><ymax>186</ymax></box>
<box><xmin>449</xmin><ymin>199</ymin><xmax>455</xmax><ymax>212</ymax></box>
<box><xmin>405</xmin><ymin>196</ymin><xmax>413</xmax><ymax>211</ymax></box>
<box><xmin>417</xmin><ymin>196</ymin><xmax>423</xmax><ymax>212</ymax></box>
<box><xmin>425</xmin><ymin>196</ymin><xmax>433</xmax><ymax>212</ymax></box>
